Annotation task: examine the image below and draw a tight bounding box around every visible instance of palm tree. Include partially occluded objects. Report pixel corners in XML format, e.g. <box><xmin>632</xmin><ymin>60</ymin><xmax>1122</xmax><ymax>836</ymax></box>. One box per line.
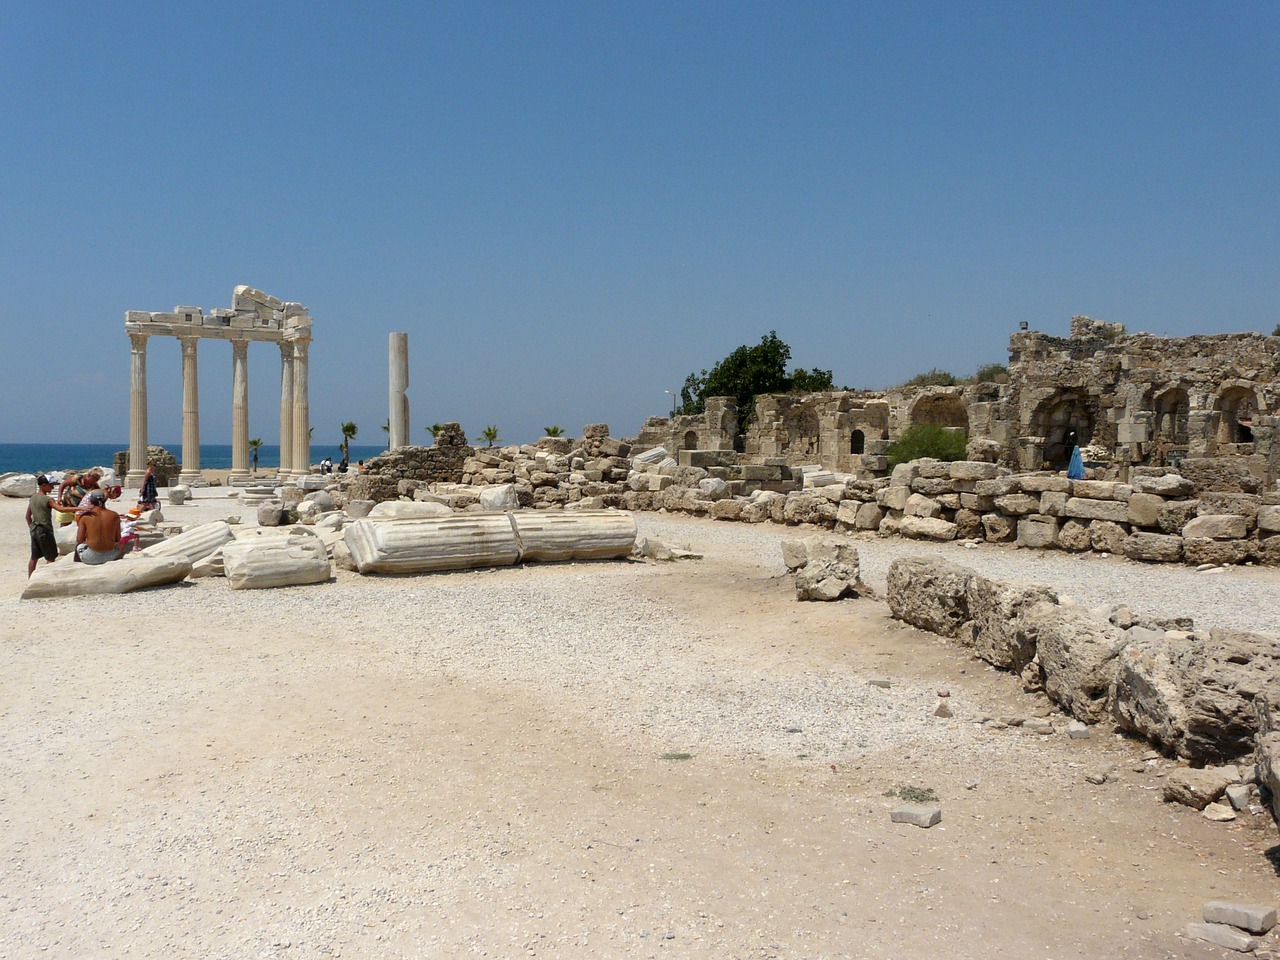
<box><xmin>480</xmin><ymin>425</ymin><xmax>500</xmax><ymax>447</ymax></box>
<box><xmin>380</xmin><ymin>420</ymin><xmax>390</xmax><ymax>434</ymax></box>
<box><xmin>544</xmin><ymin>425</ymin><xmax>565</xmax><ymax>437</ymax></box>
<box><xmin>340</xmin><ymin>421</ymin><xmax>358</xmax><ymax>459</ymax></box>
<box><xmin>248</xmin><ymin>438</ymin><xmax>263</xmax><ymax>474</ymax></box>
<box><xmin>427</xmin><ymin>422</ymin><xmax>445</xmax><ymax>443</ymax></box>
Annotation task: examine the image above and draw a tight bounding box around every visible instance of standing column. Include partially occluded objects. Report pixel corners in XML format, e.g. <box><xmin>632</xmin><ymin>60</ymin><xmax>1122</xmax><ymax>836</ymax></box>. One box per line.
<box><xmin>125</xmin><ymin>332</ymin><xmax>149</xmax><ymax>487</ymax></box>
<box><xmin>229</xmin><ymin>339</ymin><xmax>250</xmax><ymax>484</ymax></box>
<box><xmin>389</xmin><ymin>332</ymin><xmax>409</xmax><ymax>448</ymax></box>
<box><xmin>178</xmin><ymin>336</ymin><xmax>202</xmax><ymax>485</ymax></box>
<box><xmin>278</xmin><ymin>342</ymin><xmax>294</xmax><ymax>479</ymax></box>
<box><xmin>291</xmin><ymin>338</ymin><xmax>311</xmax><ymax>477</ymax></box>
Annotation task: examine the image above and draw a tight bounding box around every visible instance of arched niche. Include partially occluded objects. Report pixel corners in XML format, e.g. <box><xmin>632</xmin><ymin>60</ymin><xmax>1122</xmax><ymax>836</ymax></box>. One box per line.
<box><xmin>1031</xmin><ymin>391</ymin><xmax>1096</xmax><ymax>468</ymax></box>
<box><xmin>910</xmin><ymin>393</ymin><xmax>969</xmax><ymax>433</ymax></box>
<box><xmin>1216</xmin><ymin>385</ymin><xmax>1259</xmax><ymax>444</ymax></box>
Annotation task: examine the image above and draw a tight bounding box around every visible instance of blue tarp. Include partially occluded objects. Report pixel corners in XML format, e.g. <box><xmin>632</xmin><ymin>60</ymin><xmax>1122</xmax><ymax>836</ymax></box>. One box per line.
<box><xmin>1067</xmin><ymin>445</ymin><xmax>1085</xmax><ymax>480</ymax></box>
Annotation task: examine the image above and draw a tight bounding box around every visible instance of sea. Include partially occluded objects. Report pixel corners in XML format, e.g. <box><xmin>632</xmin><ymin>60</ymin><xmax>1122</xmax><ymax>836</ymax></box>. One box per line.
<box><xmin>0</xmin><ymin>443</ymin><xmax>391</xmax><ymax>475</ymax></box>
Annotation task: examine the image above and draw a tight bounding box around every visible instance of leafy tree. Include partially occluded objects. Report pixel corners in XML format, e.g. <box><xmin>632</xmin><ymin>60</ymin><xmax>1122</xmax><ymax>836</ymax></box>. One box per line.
<box><xmin>678</xmin><ymin>331</ymin><xmax>835</xmax><ymax>426</ymax></box>
<box><xmin>885</xmin><ymin>424</ymin><xmax>968</xmax><ymax>468</ymax></box>
<box><xmin>248</xmin><ymin>437</ymin><xmax>263</xmax><ymax>474</ymax></box>
<box><xmin>1272</xmin><ymin>324</ymin><xmax>1280</xmax><ymax>337</ymax></box>
<box><xmin>480</xmin><ymin>425</ymin><xmax>500</xmax><ymax>446</ymax></box>
<box><xmin>339</xmin><ymin>421</ymin><xmax>358</xmax><ymax>459</ymax></box>
<box><xmin>973</xmin><ymin>363</ymin><xmax>1007</xmax><ymax>383</ymax></box>
<box><xmin>901</xmin><ymin>368</ymin><xmax>958</xmax><ymax>388</ymax></box>
<box><xmin>544</xmin><ymin>425</ymin><xmax>565</xmax><ymax>437</ymax></box>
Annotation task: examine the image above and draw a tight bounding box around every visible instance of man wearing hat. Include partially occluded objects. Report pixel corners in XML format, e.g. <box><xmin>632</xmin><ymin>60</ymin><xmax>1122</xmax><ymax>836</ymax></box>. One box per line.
<box><xmin>26</xmin><ymin>475</ymin><xmax>60</xmax><ymax>577</ymax></box>
<box><xmin>74</xmin><ymin>489</ymin><xmax>123</xmax><ymax>565</ymax></box>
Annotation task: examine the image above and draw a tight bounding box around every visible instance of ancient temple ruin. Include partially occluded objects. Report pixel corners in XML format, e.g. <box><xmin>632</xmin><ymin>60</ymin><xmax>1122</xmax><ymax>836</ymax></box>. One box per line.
<box><xmin>124</xmin><ymin>286</ymin><xmax>313</xmax><ymax>485</ymax></box>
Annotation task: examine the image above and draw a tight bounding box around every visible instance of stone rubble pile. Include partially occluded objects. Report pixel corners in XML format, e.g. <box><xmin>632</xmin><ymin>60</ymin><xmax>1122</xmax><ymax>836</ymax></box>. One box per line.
<box><xmin>885</xmin><ymin>555</ymin><xmax>1280</xmax><ymax>823</ymax></box>
<box><xmin>781</xmin><ymin>535</ymin><xmax>865</xmax><ymax>601</ymax></box>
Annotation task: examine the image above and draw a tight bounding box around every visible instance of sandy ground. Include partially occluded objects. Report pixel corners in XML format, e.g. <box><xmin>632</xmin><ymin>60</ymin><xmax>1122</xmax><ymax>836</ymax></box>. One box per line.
<box><xmin>2</xmin><ymin>492</ymin><xmax>1278</xmax><ymax>959</ymax></box>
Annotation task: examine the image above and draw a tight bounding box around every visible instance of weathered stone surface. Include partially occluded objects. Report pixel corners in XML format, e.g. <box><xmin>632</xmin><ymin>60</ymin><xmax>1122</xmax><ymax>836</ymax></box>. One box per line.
<box><xmin>1259</xmin><ymin>505</ymin><xmax>1280</xmax><ymax>533</ymax></box>
<box><xmin>886</xmin><ymin>558</ymin><xmax>974</xmax><ymax>638</ymax></box>
<box><xmin>953</xmin><ymin>508</ymin><xmax>983</xmax><ymax>539</ymax></box>
<box><xmin>855</xmin><ymin>501</ymin><xmax>884</xmax><ymax>530</ymax></box>
<box><xmin>1203</xmin><ymin>902</ymin><xmax>1277</xmax><ymax>935</ymax></box>
<box><xmin>0</xmin><ymin>473</ymin><xmax>37</xmax><ymax>498</ymax></box>
<box><xmin>1131</xmin><ymin>473</ymin><xmax>1194</xmax><ymax>497</ymax></box>
<box><xmin>256</xmin><ymin>501</ymin><xmax>284</xmax><ymax>527</ymax></box>
<box><xmin>142</xmin><ymin>520</ymin><xmax>235</xmax><ymax>565</ymax></box>
<box><xmin>1126</xmin><ymin>492</ymin><xmax>1165</xmax><ymax>527</ymax></box>
<box><xmin>1064</xmin><ymin>497</ymin><xmax>1129</xmax><ymax>523</ymax></box>
<box><xmin>1019</xmin><ymin>475</ymin><xmax>1070</xmax><ymax>493</ymax></box>
<box><xmin>190</xmin><ymin>553</ymin><xmax>225</xmax><ymax>578</ymax></box>
<box><xmin>1038</xmin><ymin>491</ymin><xmax>1069</xmax><ymax>517</ymax></box>
<box><xmin>994</xmin><ymin>493</ymin><xmax>1040</xmax><ymax>515</ymax></box>
<box><xmin>345</xmin><ymin>514</ymin><xmax>520</xmax><ymax>574</ymax></box>
<box><xmin>367</xmin><ymin>500</ymin><xmax>453</xmax><ymax>520</ymax></box>
<box><xmin>1179</xmin><ymin>458</ymin><xmax>1261</xmax><ymax>494</ymax></box>
<box><xmin>948</xmin><ymin>461</ymin><xmax>998</xmax><ymax>481</ymax></box>
<box><xmin>1089</xmin><ymin>520</ymin><xmax>1128</xmax><ymax>554</ymax></box>
<box><xmin>221</xmin><ymin>532</ymin><xmax>331</xmax><ymax>589</ymax></box>
<box><xmin>303</xmin><ymin>489</ymin><xmax>334</xmax><ymax>511</ymax></box>
<box><xmin>899</xmin><ymin>516</ymin><xmax>958</xmax><ymax>541</ymax></box>
<box><xmin>1120</xmin><ymin>532</ymin><xmax>1184</xmax><ymax>563</ymax></box>
<box><xmin>511</xmin><ymin>510</ymin><xmax>638</xmax><ymax>562</ymax></box>
<box><xmin>1112</xmin><ymin>627</ymin><xmax>1280</xmax><ymax>763</ymax></box>
<box><xmin>478</xmin><ymin>484</ymin><xmax>520</xmax><ymax>511</ymax></box>
<box><xmin>1072</xmin><ymin>480</ymin><xmax>1124</xmax><ymax>501</ymax></box>
<box><xmin>1016</xmin><ymin>515</ymin><xmax>1058</xmax><ymax>549</ymax></box>
<box><xmin>167</xmin><ymin>485</ymin><xmax>190</xmax><ymax>505</ymax></box>
<box><xmin>1183</xmin><ymin>538</ymin><xmax>1254</xmax><ymax>566</ymax></box>
<box><xmin>1182</xmin><ymin>514</ymin><xmax>1248</xmax><ymax>540</ymax></box>
<box><xmin>965</xmin><ymin>576</ymin><xmax>1057</xmax><ymax>672</ymax></box>
<box><xmin>904</xmin><ymin>493</ymin><xmax>941</xmax><ymax>518</ymax></box>
<box><xmin>1162</xmin><ymin>767</ymin><xmax>1235</xmax><ymax>810</ymax></box>
<box><xmin>1057</xmin><ymin>518</ymin><xmax>1092</xmax><ymax>552</ymax></box>
<box><xmin>21</xmin><ymin>556</ymin><xmax>192</xmax><ymax>599</ymax></box>
<box><xmin>1185</xmin><ymin>922</ymin><xmax>1257</xmax><ymax>953</ymax></box>
<box><xmin>1157</xmin><ymin>499</ymin><xmax>1199</xmax><ymax>535</ymax></box>
<box><xmin>890</xmin><ymin>804</ymin><xmax>941</xmax><ymax>828</ymax></box>
<box><xmin>1024</xmin><ymin>604</ymin><xmax>1128</xmax><ymax>723</ymax></box>
<box><xmin>981</xmin><ymin>513</ymin><xmax>1014</xmax><ymax>542</ymax></box>
<box><xmin>876</xmin><ymin>486</ymin><xmax>911</xmax><ymax>512</ymax></box>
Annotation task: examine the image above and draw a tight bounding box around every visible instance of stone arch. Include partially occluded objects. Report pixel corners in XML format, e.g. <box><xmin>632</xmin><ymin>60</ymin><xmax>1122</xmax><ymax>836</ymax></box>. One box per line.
<box><xmin>682</xmin><ymin>430</ymin><xmax>699</xmax><ymax>450</ymax></box>
<box><xmin>1153</xmin><ymin>386</ymin><xmax>1190</xmax><ymax>445</ymax></box>
<box><xmin>909</xmin><ymin>393</ymin><xmax>969</xmax><ymax>433</ymax></box>
<box><xmin>1031</xmin><ymin>390</ymin><xmax>1096</xmax><ymax>468</ymax></box>
<box><xmin>1216</xmin><ymin>384</ymin><xmax>1259</xmax><ymax>444</ymax></box>
<box><xmin>849</xmin><ymin>429</ymin><xmax>865</xmax><ymax>455</ymax></box>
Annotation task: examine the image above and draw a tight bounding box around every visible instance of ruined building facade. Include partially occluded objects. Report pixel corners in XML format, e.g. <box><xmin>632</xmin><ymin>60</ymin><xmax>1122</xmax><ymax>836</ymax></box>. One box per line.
<box><xmin>634</xmin><ymin>317</ymin><xmax>1280</xmax><ymax>485</ymax></box>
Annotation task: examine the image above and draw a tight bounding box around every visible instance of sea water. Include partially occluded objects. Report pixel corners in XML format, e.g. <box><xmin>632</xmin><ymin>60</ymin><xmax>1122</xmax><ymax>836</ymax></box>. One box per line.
<box><xmin>0</xmin><ymin>443</ymin><xmax>390</xmax><ymax>474</ymax></box>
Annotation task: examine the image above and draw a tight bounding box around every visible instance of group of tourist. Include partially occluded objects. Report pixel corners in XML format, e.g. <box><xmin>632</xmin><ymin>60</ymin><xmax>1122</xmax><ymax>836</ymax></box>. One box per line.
<box><xmin>25</xmin><ymin>460</ymin><xmax>158</xmax><ymax>577</ymax></box>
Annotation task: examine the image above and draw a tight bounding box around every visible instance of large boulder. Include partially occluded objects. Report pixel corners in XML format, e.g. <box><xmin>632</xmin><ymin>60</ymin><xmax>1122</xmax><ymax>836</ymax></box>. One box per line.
<box><xmin>965</xmin><ymin>577</ymin><xmax>1058</xmax><ymax>672</ymax></box>
<box><xmin>1112</xmin><ymin>627</ymin><xmax>1280</xmax><ymax>764</ymax></box>
<box><xmin>0</xmin><ymin>474</ymin><xmax>37</xmax><ymax>498</ymax></box>
<box><xmin>142</xmin><ymin>520</ymin><xmax>235</xmax><ymax>565</ymax></box>
<box><xmin>1023</xmin><ymin>604</ymin><xmax>1128</xmax><ymax>724</ymax></box>
<box><xmin>22</xmin><ymin>556</ymin><xmax>192</xmax><ymax>599</ymax></box>
<box><xmin>886</xmin><ymin>558</ymin><xmax>975</xmax><ymax>638</ymax></box>
<box><xmin>221</xmin><ymin>533</ymin><xmax>331</xmax><ymax>590</ymax></box>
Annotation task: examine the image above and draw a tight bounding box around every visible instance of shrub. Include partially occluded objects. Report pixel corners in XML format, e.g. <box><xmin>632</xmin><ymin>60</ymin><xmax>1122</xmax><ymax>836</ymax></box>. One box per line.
<box><xmin>885</xmin><ymin>424</ymin><xmax>967</xmax><ymax>467</ymax></box>
<box><xmin>901</xmin><ymin>368</ymin><xmax>957</xmax><ymax>388</ymax></box>
<box><xmin>974</xmin><ymin>363</ymin><xmax>1007</xmax><ymax>383</ymax></box>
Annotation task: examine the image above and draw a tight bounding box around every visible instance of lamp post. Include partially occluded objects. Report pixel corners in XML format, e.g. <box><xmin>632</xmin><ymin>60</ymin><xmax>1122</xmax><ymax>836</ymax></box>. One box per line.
<box><xmin>665</xmin><ymin>390</ymin><xmax>676</xmax><ymax>419</ymax></box>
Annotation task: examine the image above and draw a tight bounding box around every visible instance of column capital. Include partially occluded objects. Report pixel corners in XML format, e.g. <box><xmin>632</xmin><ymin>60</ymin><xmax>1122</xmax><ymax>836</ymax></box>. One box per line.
<box><xmin>278</xmin><ymin>340</ymin><xmax>295</xmax><ymax>359</ymax></box>
<box><xmin>179</xmin><ymin>335</ymin><xmax>199</xmax><ymax>356</ymax></box>
<box><xmin>231</xmin><ymin>338</ymin><xmax>249</xmax><ymax>359</ymax></box>
<box><xmin>129</xmin><ymin>331</ymin><xmax>149</xmax><ymax>351</ymax></box>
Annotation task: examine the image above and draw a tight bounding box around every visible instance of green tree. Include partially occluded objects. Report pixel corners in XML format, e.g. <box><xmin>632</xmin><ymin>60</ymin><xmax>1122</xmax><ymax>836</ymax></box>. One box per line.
<box><xmin>427</xmin><ymin>422</ymin><xmax>445</xmax><ymax>442</ymax></box>
<box><xmin>885</xmin><ymin>424</ymin><xmax>968</xmax><ymax>468</ymax></box>
<box><xmin>339</xmin><ymin>421</ymin><xmax>358</xmax><ymax>459</ymax></box>
<box><xmin>678</xmin><ymin>331</ymin><xmax>834</xmax><ymax>426</ymax></box>
<box><xmin>543</xmin><ymin>425</ymin><xmax>565</xmax><ymax>437</ymax></box>
<box><xmin>1272</xmin><ymin>323</ymin><xmax>1280</xmax><ymax>337</ymax></box>
<box><xmin>380</xmin><ymin>420</ymin><xmax>390</xmax><ymax>434</ymax></box>
<box><xmin>248</xmin><ymin>437</ymin><xmax>263</xmax><ymax>474</ymax></box>
<box><xmin>480</xmin><ymin>425</ymin><xmax>500</xmax><ymax>447</ymax></box>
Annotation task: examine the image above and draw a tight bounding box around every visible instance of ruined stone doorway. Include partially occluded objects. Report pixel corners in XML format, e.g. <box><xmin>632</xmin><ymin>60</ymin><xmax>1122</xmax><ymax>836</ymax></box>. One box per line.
<box><xmin>1216</xmin><ymin>386</ymin><xmax>1258</xmax><ymax>445</ymax></box>
<box><xmin>683</xmin><ymin>430</ymin><xmax>699</xmax><ymax>450</ymax></box>
<box><xmin>1032</xmin><ymin>392</ymin><xmax>1095</xmax><ymax>469</ymax></box>
<box><xmin>849</xmin><ymin>430</ymin><xmax>865</xmax><ymax>455</ymax></box>
<box><xmin>910</xmin><ymin>394</ymin><xmax>969</xmax><ymax>434</ymax></box>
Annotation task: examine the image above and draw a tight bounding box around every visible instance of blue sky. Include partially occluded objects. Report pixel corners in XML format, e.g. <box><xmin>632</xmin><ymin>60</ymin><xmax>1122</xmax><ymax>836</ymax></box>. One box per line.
<box><xmin>1</xmin><ymin>2</ymin><xmax>1276</xmax><ymax>449</ymax></box>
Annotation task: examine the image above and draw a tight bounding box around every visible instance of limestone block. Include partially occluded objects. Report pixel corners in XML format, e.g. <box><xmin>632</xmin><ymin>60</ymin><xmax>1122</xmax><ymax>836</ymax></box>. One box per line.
<box><xmin>855</xmin><ymin>501</ymin><xmax>884</xmax><ymax>531</ymax></box>
<box><xmin>257</xmin><ymin>501</ymin><xmax>285</xmax><ymax>527</ymax></box>
<box><xmin>965</xmin><ymin>576</ymin><xmax>1058</xmax><ymax>672</ymax></box>
<box><xmin>876</xmin><ymin>486</ymin><xmax>911</xmax><ymax>511</ymax></box>
<box><xmin>479</xmin><ymin>484</ymin><xmax>520</xmax><ymax>511</ymax></box>
<box><xmin>190</xmin><ymin>553</ymin><xmax>225</xmax><ymax>578</ymax></box>
<box><xmin>345</xmin><ymin>499</ymin><xmax>375</xmax><ymax>518</ymax></box>
<box><xmin>1183</xmin><ymin>515</ymin><xmax>1247</xmax><ymax>540</ymax></box>
<box><xmin>890</xmin><ymin>804</ymin><xmax>941</xmax><ymax>828</ymax></box>
<box><xmin>54</xmin><ymin>522</ymin><xmax>77</xmax><ymax>555</ymax></box>
<box><xmin>1199</xmin><ymin>493</ymin><xmax>1261</xmax><ymax>527</ymax></box>
<box><xmin>878</xmin><ymin>511</ymin><xmax>901</xmax><ymax>536</ymax></box>
<box><xmin>994</xmin><ymin>493</ymin><xmax>1040</xmax><ymax>515</ymax></box>
<box><xmin>1064</xmin><ymin>498</ymin><xmax>1129</xmax><ymax>523</ymax></box>
<box><xmin>698</xmin><ymin>478</ymin><xmax>731</xmax><ymax>501</ymax></box>
<box><xmin>168</xmin><ymin>485</ymin><xmax>190</xmax><ymax>505</ymax></box>
<box><xmin>1131</xmin><ymin>473</ymin><xmax>1194</xmax><ymax>497</ymax></box>
<box><xmin>1162</xmin><ymin>767</ymin><xmax>1235</xmax><ymax>810</ymax></box>
<box><xmin>1018</xmin><ymin>475</ymin><xmax>1071</xmax><ymax>494</ymax></box>
<box><xmin>1057</xmin><ymin>519</ymin><xmax>1092</xmax><ymax>552</ymax></box>
<box><xmin>221</xmin><ymin>533</ymin><xmax>331</xmax><ymax>589</ymax></box>
<box><xmin>889</xmin><ymin>462</ymin><xmax>918</xmax><ymax>485</ymax></box>
<box><xmin>1185</xmin><ymin>922</ymin><xmax>1258</xmax><ymax>953</ymax></box>
<box><xmin>1072</xmin><ymin>480</ymin><xmax>1123</xmax><ymax>501</ymax></box>
<box><xmin>886</xmin><ymin>558</ymin><xmax>975</xmax><ymax>638</ymax></box>
<box><xmin>1203</xmin><ymin>902</ymin><xmax>1277</xmax><ymax>935</ymax></box>
<box><xmin>900</xmin><ymin>516</ymin><xmax>958</xmax><ymax>541</ymax></box>
<box><xmin>647</xmin><ymin>475</ymin><xmax>674</xmax><ymax>493</ymax></box>
<box><xmin>368</xmin><ymin>501</ymin><xmax>453</xmax><ymax>520</ymax></box>
<box><xmin>974</xmin><ymin>477</ymin><xmax>1020</xmax><ymax>497</ymax></box>
<box><xmin>915</xmin><ymin>460</ymin><xmax>950</xmax><ymax>479</ymax></box>
<box><xmin>904</xmin><ymin>493</ymin><xmax>941</xmax><ymax>518</ymax></box>
<box><xmin>1120</xmin><ymin>532</ymin><xmax>1184</xmax><ymax>563</ymax></box>
<box><xmin>709</xmin><ymin>499</ymin><xmax>744</xmax><ymax>521</ymax></box>
<box><xmin>295</xmin><ymin>500</ymin><xmax>321</xmax><ymax>523</ymax></box>
<box><xmin>0</xmin><ymin>473</ymin><xmax>37</xmax><ymax>498</ymax></box>
<box><xmin>344</xmin><ymin>514</ymin><xmax>520</xmax><ymax>574</ymax></box>
<box><xmin>1186</xmin><ymin>537</ymin><xmax>1254</xmax><ymax>566</ymax></box>
<box><xmin>142</xmin><ymin>520</ymin><xmax>235</xmax><ymax>565</ymax></box>
<box><xmin>1158</xmin><ymin>499</ymin><xmax>1199</xmax><ymax>535</ymax></box>
<box><xmin>22</xmin><ymin>556</ymin><xmax>192</xmax><ymax>599</ymax></box>
<box><xmin>1039</xmin><ymin>491</ymin><xmax>1069</xmax><ymax>517</ymax></box>
<box><xmin>981</xmin><ymin>513</ymin><xmax>1014</xmax><ymax>542</ymax></box>
<box><xmin>959</xmin><ymin>492</ymin><xmax>995</xmax><ymax>511</ymax></box>
<box><xmin>632</xmin><ymin>446</ymin><xmax>667</xmax><ymax>466</ymax></box>
<box><xmin>953</xmin><ymin>508</ymin><xmax>983</xmax><ymax>539</ymax></box>
<box><xmin>1023</xmin><ymin>604</ymin><xmax>1128</xmax><ymax>724</ymax></box>
<box><xmin>834</xmin><ymin>501</ymin><xmax>859</xmax><ymax>531</ymax></box>
<box><xmin>1089</xmin><ymin>520</ymin><xmax>1128</xmax><ymax>554</ymax></box>
<box><xmin>1017</xmin><ymin>515</ymin><xmax>1058</xmax><ymax>549</ymax></box>
<box><xmin>1127</xmin><ymin>492</ymin><xmax>1165</xmax><ymax>527</ymax></box>
<box><xmin>910</xmin><ymin>477</ymin><xmax>952</xmax><ymax>496</ymax></box>
<box><xmin>948</xmin><ymin>461</ymin><xmax>998</xmax><ymax>481</ymax></box>
<box><xmin>511</xmin><ymin>510</ymin><xmax>638</xmax><ymax>562</ymax></box>
<box><xmin>1258</xmin><ymin>505</ymin><xmax>1280</xmax><ymax>533</ymax></box>
<box><xmin>1112</xmin><ymin>627</ymin><xmax>1280</xmax><ymax>763</ymax></box>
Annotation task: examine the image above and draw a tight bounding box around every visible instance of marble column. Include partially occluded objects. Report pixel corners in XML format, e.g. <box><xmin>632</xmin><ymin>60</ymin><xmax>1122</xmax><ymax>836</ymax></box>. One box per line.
<box><xmin>178</xmin><ymin>336</ymin><xmax>201</xmax><ymax>485</ymax></box>
<box><xmin>229</xmin><ymin>339</ymin><xmax>250</xmax><ymax>484</ymax></box>
<box><xmin>389</xmin><ymin>332</ymin><xmax>409</xmax><ymax>449</ymax></box>
<box><xmin>125</xmin><ymin>332</ymin><xmax>149</xmax><ymax>486</ymax></box>
<box><xmin>291</xmin><ymin>338</ymin><xmax>311</xmax><ymax>477</ymax></box>
<box><xmin>278</xmin><ymin>342</ymin><xmax>294</xmax><ymax>479</ymax></box>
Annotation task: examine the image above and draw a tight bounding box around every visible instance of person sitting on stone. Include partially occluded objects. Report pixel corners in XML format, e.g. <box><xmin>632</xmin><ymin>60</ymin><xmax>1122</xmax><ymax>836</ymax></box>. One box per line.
<box><xmin>74</xmin><ymin>490</ymin><xmax>123</xmax><ymax>565</ymax></box>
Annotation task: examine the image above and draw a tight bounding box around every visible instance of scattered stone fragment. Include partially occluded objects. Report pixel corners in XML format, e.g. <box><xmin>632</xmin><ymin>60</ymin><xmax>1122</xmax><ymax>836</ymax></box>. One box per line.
<box><xmin>1202</xmin><ymin>802</ymin><xmax>1237</xmax><ymax>822</ymax></box>
<box><xmin>1084</xmin><ymin>767</ymin><xmax>1112</xmax><ymax>785</ymax></box>
<box><xmin>937</xmin><ymin>688</ymin><xmax>950</xmax><ymax>698</ymax></box>
<box><xmin>867</xmin><ymin>678</ymin><xmax>891</xmax><ymax>689</ymax></box>
<box><xmin>1225</xmin><ymin>784</ymin><xmax>1252</xmax><ymax>811</ymax></box>
<box><xmin>1186</xmin><ymin>921</ymin><xmax>1258</xmax><ymax>952</ymax></box>
<box><xmin>933</xmin><ymin>701</ymin><xmax>953</xmax><ymax>718</ymax></box>
<box><xmin>1067</xmin><ymin>720</ymin><xmax>1090</xmax><ymax>740</ymax></box>
<box><xmin>1022</xmin><ymin>718</ymin><xmax>1054</xmax><ymax>735</ymax></box>
<box><xmin>1204</xmin><ymin>902</ymin><xmax>1278</xmax><ymax>935</ymax></box>
<box><xmin>1162</xmin><ymin>766</ymin><xmax>1236</xmax><ymax>810</ymax></box>
<box><xmin>890</xmin><ymin>804</ymin><xmax>941</xmax><ymax>828</ymax></box>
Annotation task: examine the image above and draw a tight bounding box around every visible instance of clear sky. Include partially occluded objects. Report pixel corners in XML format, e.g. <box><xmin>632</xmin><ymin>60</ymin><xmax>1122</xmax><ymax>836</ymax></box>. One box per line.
<box><xmin>1</xmin><ymin>2</ymin><xmax>1276</xmax><ymax>450</ymax></box>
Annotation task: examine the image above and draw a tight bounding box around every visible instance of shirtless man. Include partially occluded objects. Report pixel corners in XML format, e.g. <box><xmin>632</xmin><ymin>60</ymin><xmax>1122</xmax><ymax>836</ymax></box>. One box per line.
<box><xmin>75</xmin><ymin>490</ymin><xmax>123</xmax><ymax>564</ymax></box>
